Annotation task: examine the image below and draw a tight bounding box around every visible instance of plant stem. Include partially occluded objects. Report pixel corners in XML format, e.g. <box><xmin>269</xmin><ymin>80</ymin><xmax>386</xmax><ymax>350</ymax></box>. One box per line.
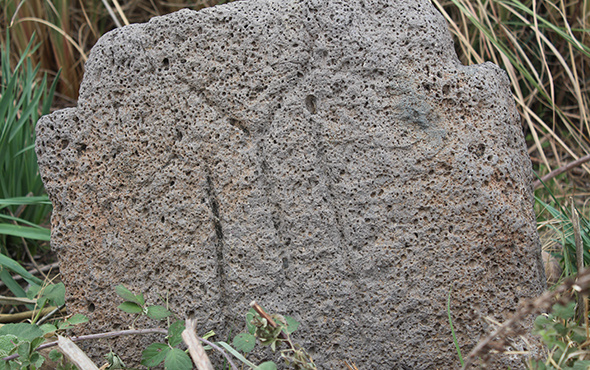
<box><xmin>533</xmin><ymin>154</ymin><xmax>590</xmax><ymax>189</ymax></box>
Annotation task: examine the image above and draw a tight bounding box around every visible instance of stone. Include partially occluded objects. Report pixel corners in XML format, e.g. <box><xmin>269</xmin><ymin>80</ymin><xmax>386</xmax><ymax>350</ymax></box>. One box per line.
<box><xmin>36</xmin><ymin>0</ymin><xmax>546</xmax><ymax>368</ymax></box>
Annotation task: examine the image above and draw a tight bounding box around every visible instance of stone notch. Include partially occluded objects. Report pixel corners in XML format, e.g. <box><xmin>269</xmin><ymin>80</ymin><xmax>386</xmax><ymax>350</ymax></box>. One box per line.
<box><xmin>36</xmin><ymin>0</ymin><xmax>546</xmax><ymax>367</ymax></box>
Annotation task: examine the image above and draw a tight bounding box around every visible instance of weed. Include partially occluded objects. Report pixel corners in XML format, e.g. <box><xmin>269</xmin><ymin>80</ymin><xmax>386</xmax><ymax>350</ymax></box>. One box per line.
<box><xmin>530</xmin><ymin>301</ymin><xmax>590</xmax><ymax>369</ymax></box>
<box><xmin>0</xmin><ymin>282</ymin><xmax>316</xmax><ymax>369</ymax></box>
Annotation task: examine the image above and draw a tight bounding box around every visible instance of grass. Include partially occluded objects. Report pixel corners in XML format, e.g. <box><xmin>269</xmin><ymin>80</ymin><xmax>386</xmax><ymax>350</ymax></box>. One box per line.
<box><xmin>0</xmin><ymin>31</ymin><xmax>55</xmax><ymax>263</ymax></box>
<box><xmin>1</xmin><ymin>0</ymin><xmax>236</xmax><ymax>105</ymax></box>
<box><xmin>1</xmin><ymin>0</ymin><xmax>590</xmax><ymax>368</ymax></box>
<box><xmin>432</xmin><ymin>0</ymin><xmax>590</xmax><ymax>204</ymax></box>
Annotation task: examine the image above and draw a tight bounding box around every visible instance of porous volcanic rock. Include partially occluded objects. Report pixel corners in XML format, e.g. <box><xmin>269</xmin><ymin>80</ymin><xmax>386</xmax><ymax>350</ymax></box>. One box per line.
<box><xmin>36</xmin><ymin>0</ymin><xmax>546</xmax><ymax>367</ymax></box>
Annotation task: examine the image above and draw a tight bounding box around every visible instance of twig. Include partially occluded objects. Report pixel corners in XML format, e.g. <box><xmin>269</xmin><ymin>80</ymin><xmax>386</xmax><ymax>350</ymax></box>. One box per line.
<box><xmin>58</xmin><ymin>335</ymin><xmax>100</xmax><ymax>370</ymax></box>
<box><xmin>182</xmin><ymin>317</ymin><xmax>214</xmax><ymax>370</ymax></box>
<box><xmin>0</xmin><ymin>306</ymin><xmax>65</xmax><ymax>323</ymax></box>
<box><xmin>37</xmin><ymin>304</ymin><xmax>66</xmax><ymax>325</ymax></box>
<box><xmin>462</xmin><ymin>268</ymin><xmax>590</xmax><ymax>368</ymax></box>
<box><xmin>533</xmin><ymin>154</ymin><xmax>590</xmax><ymax>189</ymax></box>
<box><xmin>198</xmin><ymin>337</ymin><xmax>240</xmax><ymax>370</ymax></box>
<box><xmin>250</xmin><ymin>300</ymin><xmax>289</xmax><ymax>342</ymax></box>
<box><xmin>0</xmin><ymin>296</ymin><xmax>37</xmax><ymax>306</ymax></box>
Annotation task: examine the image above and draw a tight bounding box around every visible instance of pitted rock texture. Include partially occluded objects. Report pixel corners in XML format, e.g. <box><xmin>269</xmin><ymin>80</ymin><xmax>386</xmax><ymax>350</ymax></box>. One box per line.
<box><xmin>36</xmin><ymin>0</ymin><xmax>546</xmax><ymax>368</ymax></box>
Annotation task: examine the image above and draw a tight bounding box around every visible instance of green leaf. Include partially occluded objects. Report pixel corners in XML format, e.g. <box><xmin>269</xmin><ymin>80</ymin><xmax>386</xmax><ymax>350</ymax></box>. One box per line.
<box><xmin>255</xmin><ymin>361</ymin><xmax>278</xmax><ymax>370</ymax></box>
<box><xmin>114</xmin><ymin>285</ymin><xmax>143</xmax><ymax>306</ymax></box>
<box><xmin>141</xmin><ymin>343</ymin><xmax>170</xmax><ymax>367</ymax></box>
<box><xmin>571</xmin><ymin>327</ymin><xmax>587</xmax><ymax>344</ymax></box>
<box><xmin>66</xmin><ymin>314</ymin><xmax>89</xmax><ymax>325</ymax></box>
<box><xmin>39</xmin><ymin>324</ymin><xmax>57</xmax><ymax>335</ymax></box>
<box><xmin>26</xmin><ymin>284</ymin><xmax>41</xmax><ymax>300</ymax></box>
<box><xmin>0</xmin><ymin>196</ymin><xmax>50</xmax><ymax>208</ymax></box>
<box><xmin>135</xmin><ymin>292</ymin><xmax>145</xmax><ymax>306</ymax></box>
<box><xmin>0</xmin><ymin>269</ymin><xmax>29</xmax><ymax>305</ymax></box>
<box><xmin>16</xmin><ymin>340</ymin><xmax>31</xmax><ymax>359</ymax></box>
<box><xmin>233</xmin><ymin>332</ymin><xmax>256</xmax><ymax>353</ymax></box>
<box><xmin>48</xmin><ymin>349</ymin><xmax>63</xmax><ymax>362</ymax></box>
<box><xmin>30</xmin><ymin>336</ymin><xmax>45</xmax><ymax>351</ymax></box>
<box><xmin>0</xmin><ymin>334</ymin><xmax>18</xmax><ymax>356</ymax></box>
<box><xmin>202</xmin><ymin>330</ymin><xmax>215</xmax><ymax>340</ymax></box>
<box><xmin>0</xmin><ymin>323</ymin><xmax>44</xmax><ymax>341</ymax></box>
<box><xmin>552</xmin><ymin>302</ymin><xmax>576</xmax><ymax>320</ymax></box>
<box><xmin>283</xmin><ymin>315</ymin><xmax>300</xmax><ymax>334</ymax></box>
<box><xmin>246</xmin><ymin>308</ymin><xmax>258</xmax><ymax>335</ymax></box>
<box><xmin>117</xmin><ymin>302</ymin><xmax>143</xmax><ymax>314</ymax></box>
<box><xmin>167</xmin><ymin>320</ymin><xmax>185</xmax><ymax>347</ymax></box>
<box><xmin>534</xmin><ymin>315</ymin><xmax>553</xmax><ymax>329</ymax></box>
<box><xmin>164</xmin><ymin>348</ymin><xmax>192</xmax><ymax>370</ymax></box>
<box><xmin>38</xmin><ymin>283</ymin><xmax>65</xmax><ymax>307</ymax></box>
<box><xmin>30</xmin><ymin>351</ymin><xmax>44</xmax><ymax>368</ymax></box>
<box><xmin>146</xmin><ymin>305</ymin><xmax>172</xmax><ymax>320</ymax></box>
<box><xmin>572</xmin><ymin>360</ymin><xmax>590</xmax><ymax>370</ymax></box>
<box><xmin>105</xmin><ymin>350</ymin><xmax>126</xmax><ymax>369</ymax></box>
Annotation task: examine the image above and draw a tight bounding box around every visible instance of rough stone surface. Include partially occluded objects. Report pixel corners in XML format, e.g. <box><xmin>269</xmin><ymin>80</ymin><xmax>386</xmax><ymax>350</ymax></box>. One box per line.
<box><xmin>36</xmin><ymin>0</ymin><xmax>546</xmax><ymax>368</ymax></box>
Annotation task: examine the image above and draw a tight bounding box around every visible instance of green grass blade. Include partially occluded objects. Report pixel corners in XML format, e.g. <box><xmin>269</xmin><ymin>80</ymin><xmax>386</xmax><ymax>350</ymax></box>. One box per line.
<box><xmin>215</xmin><ymin>341</ymin><xmax>257</xmax><ymax>368</ymax></box>
<box><xmin>0</xmin><ymin>224</ymin><xmax>50</xmax><ymax>241</ymax></box>
<box><xmin>0</xmin><ymin>252</ymin><xmax>43</xmax><ymax>286</ymax></box>
<box><xmin>0</xmin><ymin>196</ymin><xmax>50</xmax><ymax>208</ymax></box>
<box><xmin>0</xmin><ymin>213</ymin><xmax>49</xmax><ymax>228</ymax></box>
<box><xmin>0</xmin><ymin>268</ymin><xmax>28</xmax><ymax>298</ymax></box>
<box><xmin>42</xmin><ymin>69</ymin><xmax>61</xmax><ymax>115</ymax></box>
<box><xmin>448</xmin><ymin>289</ymin><xmax>464</xmax><ymax>367</ymax></box>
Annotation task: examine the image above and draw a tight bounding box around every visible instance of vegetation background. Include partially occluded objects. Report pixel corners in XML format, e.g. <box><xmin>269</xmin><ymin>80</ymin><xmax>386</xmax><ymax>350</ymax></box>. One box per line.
<box><xmin>0</xmin><ymin>0</ymin><xmax>589</xmax><ymax>368</ymax></box>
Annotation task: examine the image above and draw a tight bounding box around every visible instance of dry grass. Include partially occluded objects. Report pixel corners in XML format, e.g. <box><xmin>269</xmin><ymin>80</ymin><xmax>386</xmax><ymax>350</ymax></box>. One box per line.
<box><xmin>3</xmin><ymin>0</ymin><xmax>588</xmax><ymax>201</ymax></box>
<box><xmin>1</xmin><ymin>0</ymin><xmax>233</xmax><ymax>105</ymax></box>
<box><xmin>432</xmin><ymin>0</ymin><xmax>590</xmax><ymax>203</ymax></box>
<box><xmin>2</xmin><ymin>0</ymin><xmax>590</xmax><ymax>366</ymax></box>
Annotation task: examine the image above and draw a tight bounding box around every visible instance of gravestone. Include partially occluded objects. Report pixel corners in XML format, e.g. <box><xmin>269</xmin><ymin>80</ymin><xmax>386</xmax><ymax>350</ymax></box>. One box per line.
<box><xmin>36</xmin><ymin>0</ymin><xmax>546</xmax><ymax>367</ymax></box>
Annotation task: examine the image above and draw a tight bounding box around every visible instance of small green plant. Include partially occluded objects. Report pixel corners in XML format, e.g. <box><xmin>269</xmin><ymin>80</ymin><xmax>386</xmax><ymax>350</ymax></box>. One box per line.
<box><xmin>114</xmin><ymin>284</ymin><xmax>194</xmax><ymax>369</ymax></box>
<box><xmin>230</xmin><ymin>301</ymin><xmax>315</xmax><ymax>370</ymax></box>
<box><xmin>0</xmin><ymin>306</ymin><xmax>88</xmax><ymax>369</ymax></box>
<box><xmin>536</xmin><ymin>196</ymin><xmax>590</xmax><ymax>279</ymax></box>
<box><xmin>115</xmin><ymin>286</ymin><xmax>314</xmax><ymax>369</ymax></box>
<box><xmin>530</xmin><ymin>301</ymin><xmax>590</xmax><ymax>369</ymax></box>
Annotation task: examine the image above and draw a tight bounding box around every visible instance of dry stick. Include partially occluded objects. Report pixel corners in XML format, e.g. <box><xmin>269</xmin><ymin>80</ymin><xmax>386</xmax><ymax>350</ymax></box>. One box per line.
<box><xmin>462</xmin><ymin>268</ymin><xmax>590</xmax><ymax>369</ymax></box>
<box><xmin>182</xmin><ymin>317</ymin><xmax>215</xmax><ymax>370</ymax></box>
<box><xmin>533</xmin><ymin>153</ymin><xmax>590</xmax><ymax>189</ymax></box>
<box><xmin>0</xmin><ymin>306</ymin><xmax>64</xmax><ymax>323</ymax></box>
<box><xmin>57</xmin><ymin>335</ymin><xmax>100</xmax><ymax>370</ymax></box>
<box><xmin>250</xmin><ymin>300</ymin><xmax>289</xmax><ymax>342</ymax></box>
<box><xmin>197</xmin><ymin>337</ymin><xmax>240</xmax><ymax>370</ymax></box>
<box><xmin>37</xmin><ymin>304</ymin><xmax>66</xmax><ymax>325</ymax></box>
